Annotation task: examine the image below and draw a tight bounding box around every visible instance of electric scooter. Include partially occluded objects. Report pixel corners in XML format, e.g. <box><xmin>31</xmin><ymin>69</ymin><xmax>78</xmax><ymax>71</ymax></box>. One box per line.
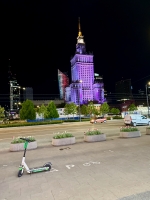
<box><xmin>18</xmin><ymin>138</ymin><xmax>52</xmax><ymax>177</ymax></box>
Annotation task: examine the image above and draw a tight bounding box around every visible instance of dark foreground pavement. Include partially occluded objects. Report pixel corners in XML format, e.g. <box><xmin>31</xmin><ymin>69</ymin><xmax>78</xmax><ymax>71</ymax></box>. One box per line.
<box><xmin>1</xmin><ymin>134</ymin><xmax>150</xmax><ymax>200</ymax></box>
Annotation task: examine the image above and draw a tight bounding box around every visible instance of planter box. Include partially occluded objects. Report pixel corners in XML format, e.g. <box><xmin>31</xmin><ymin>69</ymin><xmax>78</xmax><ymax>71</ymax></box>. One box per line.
<box><xmin>52</xmin><ymin>137</ymin><xmax>75</xmax><ymax>146</ymax></box>
<box><xmin>10</xmin><ymin>141</ymin><xmax>37</xmax><ymax>152</ymax></box>
<box><xmin>146</xmin><ymin>128</ymin><xmax>150</xmax><ymax>135</ymax></box>
<box><xmin>84</xmin><ymin>134</ymin><xmax>106</xmax><ymax>142</ymax></box>
<box><xmin>120</xmin><ymin>131</ymin><xmax>141</xmax><ymax>138</ymax></box>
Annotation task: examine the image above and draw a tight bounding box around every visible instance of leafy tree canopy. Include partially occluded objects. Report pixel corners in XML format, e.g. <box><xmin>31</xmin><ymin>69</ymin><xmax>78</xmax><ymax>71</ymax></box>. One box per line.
<box><xmin>100</xmin><ymin>103</ymin><xmax>109</xmax><ymax>115</ymax></box>
<box><xmin>0</xmin><ymin>106</ymin><xmax>5</xmax><ymax>118</ymax></box>
<box><xmin>20</xmin><ymin>100</ymin><xmax>36</xmax><ymax>120</ymax></box>
<box><xmin>46</xmin><ymin>101</ymin><xmax>59</xmax><ymax>119</ymax></box>
<box><xmin>128</xmin><ymin>103</ymin><xmax>137</xmax><ymax>111</ymax></box>
<box><xmin>110</xmin><ymin>108</ymin><xmax>120</xmax><ymax>114</ymax></box>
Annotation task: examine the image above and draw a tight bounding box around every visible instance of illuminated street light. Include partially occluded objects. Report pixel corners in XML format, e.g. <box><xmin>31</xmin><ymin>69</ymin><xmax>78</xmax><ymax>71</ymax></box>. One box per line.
<box><xmin>146</xmin><ymin>82</ymin><xmax>150</xmax><ymax>117</ymax></box>
<box><xmin>78</xmin><ymin>80</ymin><xmax>82</xmax><ymax>122</ymax></box>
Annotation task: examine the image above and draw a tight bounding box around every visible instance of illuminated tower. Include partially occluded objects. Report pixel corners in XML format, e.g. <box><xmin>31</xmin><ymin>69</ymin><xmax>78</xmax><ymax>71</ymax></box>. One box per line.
<box><xmin>70</xmin><ymin>18</ymin><xmax>94</xmax><ymax>104</ymax></box>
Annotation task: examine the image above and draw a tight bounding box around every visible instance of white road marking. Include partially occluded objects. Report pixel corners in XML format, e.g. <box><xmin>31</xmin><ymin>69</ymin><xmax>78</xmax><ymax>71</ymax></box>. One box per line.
<box><xmin>66</xmin><ymin>165</ymin><xmax>75</xmax><ymax>169</ymax></box>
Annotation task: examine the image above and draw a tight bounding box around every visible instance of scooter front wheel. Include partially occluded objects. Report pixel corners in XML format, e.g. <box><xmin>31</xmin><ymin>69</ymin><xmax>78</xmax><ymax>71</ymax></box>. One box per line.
<box><xmin>18</xmin><ymin>169</ymin><xmax>24</xmax><ymax>177</ymax></box>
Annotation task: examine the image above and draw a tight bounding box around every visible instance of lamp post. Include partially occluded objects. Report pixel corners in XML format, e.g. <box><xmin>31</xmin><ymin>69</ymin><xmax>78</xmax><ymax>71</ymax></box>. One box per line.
<box><xmin>78</xmin><ymin>80</ymin><xmax>82</xmax><ymax>122</ymax></box>
<box><xmin>146</xmin><ymin>82</ymin><xmax>150</xmax><ymax>117</ymax></box>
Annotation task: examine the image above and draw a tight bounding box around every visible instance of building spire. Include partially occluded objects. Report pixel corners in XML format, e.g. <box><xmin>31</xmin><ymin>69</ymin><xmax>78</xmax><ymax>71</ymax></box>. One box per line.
<box><xmin>78</xmin><ymin>17</ymin><xmax>82</xmax><ymax>37</ymax></box>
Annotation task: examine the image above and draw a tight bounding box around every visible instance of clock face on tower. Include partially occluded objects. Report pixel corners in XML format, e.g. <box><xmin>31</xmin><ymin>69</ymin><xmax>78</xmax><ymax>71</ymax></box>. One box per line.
<box><xmin>78</xmin><ymin>38</ymin><xmax>83</xmax><ymax>43</ymax></box>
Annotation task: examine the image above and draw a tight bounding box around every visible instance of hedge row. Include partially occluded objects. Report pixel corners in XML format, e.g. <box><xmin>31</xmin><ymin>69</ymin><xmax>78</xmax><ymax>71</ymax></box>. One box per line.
<box><xmin>64</xmin><ymin>118</ymin><xmax>90</xmax><ymax>122</ymax></box>
<box><xmin>0</xmin><ymin>120</ymin><xmax>63</xmax><ymax>128</ymax></box>
<box><xmin>112</xmin><ymin>116</ymin><xmax>122</xmax><ymax>119</ymax></box>
<box><xmin>0</xmin><ymin>119</ymin><xmax>90</xmax><ymax>128</ymax></box>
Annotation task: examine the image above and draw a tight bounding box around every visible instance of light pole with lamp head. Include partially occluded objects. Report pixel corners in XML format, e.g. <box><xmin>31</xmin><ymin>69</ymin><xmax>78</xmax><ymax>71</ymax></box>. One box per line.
<box><xmin>146</xmin><ymin>82</ymin><xmax>150</xmax><ymax>117</ymax></box>
<box><xmin>78</xmin><ymin>80</ymin><xmax>82</xmax><ymax>122</ymax></box>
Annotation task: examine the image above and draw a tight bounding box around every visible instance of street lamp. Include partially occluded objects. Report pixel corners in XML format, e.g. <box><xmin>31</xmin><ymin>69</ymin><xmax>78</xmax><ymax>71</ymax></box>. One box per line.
<box><xmin>78</xmin><ymin>80</ymin><xmax>82</xmax><ymax>122</ymax></box>
<box><xmin>146</xmin><ymin>82</ymin><xmax>150</xmax><ymax>117</ymax></box>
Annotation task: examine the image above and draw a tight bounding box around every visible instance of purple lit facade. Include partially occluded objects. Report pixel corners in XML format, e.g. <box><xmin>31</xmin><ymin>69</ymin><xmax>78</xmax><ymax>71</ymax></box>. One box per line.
<box><xmin>93</xmin><ymin>83</ymin><xmax>104</xmax><ymax>103</ymax></box>
<box><xmin>66</xmin><ymin>19</ymin><xmax>105</xmax><ymax>105</ymax></box>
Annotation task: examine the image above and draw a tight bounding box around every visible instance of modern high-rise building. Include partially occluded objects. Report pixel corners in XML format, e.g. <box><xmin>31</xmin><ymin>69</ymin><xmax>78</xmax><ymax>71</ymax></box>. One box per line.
<box><xmin>23</xmin><ymin>87</ymin><xmax>33</xmax><ymax>101</ymax></box>
<box><xmin>66</xmin><ymin>18</ymin><xmax>105</xmax><ymax>104</ymax></box>
<box><xmin>58</xmin><ymin>69</ymin><xmax>69</xmax><ymax>100</ymax></box>
<box><xmin>8</xmin><ymin>59</ymin><xmax>20</xmax><ymax>110</ymax></box>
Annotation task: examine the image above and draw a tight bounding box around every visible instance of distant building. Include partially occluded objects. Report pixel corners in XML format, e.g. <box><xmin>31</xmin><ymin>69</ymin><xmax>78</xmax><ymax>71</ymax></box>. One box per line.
<box><xmin>32</xmin><ymin>100</ymin><xmax>64</xmax><ymax>107</ymax></box>
<box><xmin>58</xmin><ymin>69</ymin><xmax>69</xmax><ymax>100</ymax></box>
<box><xmin>8</xmin><ymin>59</ymin><xmax>20</xmax><ymax>110</ymax></box>
<box><xmin>67</xmin><ymin>18</ymin><xmax>105</xmax><ymax>104</ymax></box>
<box><xmin>23</xmin><ymin>87</ymin><xmax>33</xmax><ymax>101</ymax></box>
<box><xmin>93</xmin><ymin>75</ymin><xmax>105</xmax><ymax>103</ymax></box>
<box><xmin>65</xmin><ymin>87</ymin><xmax>71</xmax><ymax>102</ymax></box>
<box><xmin>115</xmin><ymin>79</ymin><xmax>133</xmax><ymax>101</ymax></box>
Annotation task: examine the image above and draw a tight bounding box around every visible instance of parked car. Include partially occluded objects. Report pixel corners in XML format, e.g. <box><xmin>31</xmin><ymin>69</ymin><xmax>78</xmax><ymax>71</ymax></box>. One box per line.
<box><xmin>90</xmin><ymin>116</ymin><xmax>107</xmax><ymax>124</ymax></box>
<box><xmin>124</xmin><ymin>114</ymin><xmax>150</xmax><ymax>126</ymax></box>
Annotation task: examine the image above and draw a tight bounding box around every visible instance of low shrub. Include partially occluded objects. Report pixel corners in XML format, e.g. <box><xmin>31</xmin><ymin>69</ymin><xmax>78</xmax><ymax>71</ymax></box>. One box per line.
<box><xmin>113</xmin><ymin>116</ymin><xmax>122</xmax><ymax>119</ymax></box>
<box><xmin>81</xmin><ymin>118</ymin><xmax>90</xmax><ymax>121</ymax></box>
<box><xmin>11</xmin><ymin>136</ymin><xmax>36</xmax><ymax>144</ymax></box>
<box><xmin>64</xmin><ymin>118</ymin><xmax>90</xmax><ymax>122</ymax></box>
<box><xmin>107</xmin><ymin>117</ymin><xmax>111</xmax><ymax>120</ymax></box>
<box><xmin>53</xmin><ymin>131</ymin><xmax>74</xmax><ymax>139</ymax></box>
<box><xmin>64</xmin><ymin>119</ymin><xmax>79</xmax><ymax>122</ymax></box>
<box><xmin>84</xmin><ymin>129</ymin><xmax>102</xmax><ymax>135</ymax></box>
<box><xmin>0</xmin><ymin>120</ymin><xmax>63</xmax><ymax>128</ymax></box>
<box><xmin>120</xmin><ymin>126</ymin><xmax>139</xmax><ymax>132</ymax></box>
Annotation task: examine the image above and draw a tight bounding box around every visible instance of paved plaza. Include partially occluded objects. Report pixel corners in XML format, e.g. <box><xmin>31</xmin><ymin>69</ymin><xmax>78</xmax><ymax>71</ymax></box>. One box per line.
<box><xmin>0</xmin><ymin>125</ymin><xmax>150</xmax><ymax>200</ymax></box>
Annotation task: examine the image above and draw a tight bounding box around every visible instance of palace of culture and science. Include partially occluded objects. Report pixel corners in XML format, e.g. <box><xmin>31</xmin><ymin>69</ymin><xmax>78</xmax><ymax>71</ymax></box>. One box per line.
<box><xmin>59</xmin><ymin>18</ymin><xmax>105</xmax><ymax>105</ymax></box>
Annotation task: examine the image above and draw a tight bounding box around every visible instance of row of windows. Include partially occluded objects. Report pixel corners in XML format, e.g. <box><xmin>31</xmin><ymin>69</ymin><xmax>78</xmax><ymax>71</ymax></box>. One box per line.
<box><xmin>76</xmin><ymin>57</ymin><xmax>93</xmax><ymax>63</ymax></box>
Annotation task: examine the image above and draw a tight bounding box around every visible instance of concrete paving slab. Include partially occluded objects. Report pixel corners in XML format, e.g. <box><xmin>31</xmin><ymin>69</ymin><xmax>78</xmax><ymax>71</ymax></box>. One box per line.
<box><xmin>1</xmin><ymin>125</ymin><xmax>150</xmax><ymax>199</ymax></box>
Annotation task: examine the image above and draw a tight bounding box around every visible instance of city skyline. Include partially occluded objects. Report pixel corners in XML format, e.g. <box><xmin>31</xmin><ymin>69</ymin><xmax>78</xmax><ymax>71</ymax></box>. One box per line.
<box><xmin>1</xmin><ymin>1</ymin><xmax>150</xmax><ymax>97</ymax></box>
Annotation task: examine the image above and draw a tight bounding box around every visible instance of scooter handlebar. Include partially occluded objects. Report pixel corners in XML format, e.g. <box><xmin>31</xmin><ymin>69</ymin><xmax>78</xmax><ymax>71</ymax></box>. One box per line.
<box><xmin>20</xmin><ymin>138</ymin><xmax>31</xmax><ymax>142</ymax></box>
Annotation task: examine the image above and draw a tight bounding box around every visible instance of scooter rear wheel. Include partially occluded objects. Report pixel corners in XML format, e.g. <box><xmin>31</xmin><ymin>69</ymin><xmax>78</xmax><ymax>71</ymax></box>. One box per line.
<box><xmin>44</xmin><ymin>164</ymin><xmax>51</xmax><ymax>171</ymax></box>
<box><xmin>18</xmin><ymin>169</ymin><xmax>23</xmax><ymax>177</ymax></box>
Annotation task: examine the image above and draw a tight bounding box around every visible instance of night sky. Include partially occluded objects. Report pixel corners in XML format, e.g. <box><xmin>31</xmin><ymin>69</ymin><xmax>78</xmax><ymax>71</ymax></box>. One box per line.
<box><xmin>1</xmin><ymin>0</ymin><xmax>150</xmax><ymax>98</ymax></box>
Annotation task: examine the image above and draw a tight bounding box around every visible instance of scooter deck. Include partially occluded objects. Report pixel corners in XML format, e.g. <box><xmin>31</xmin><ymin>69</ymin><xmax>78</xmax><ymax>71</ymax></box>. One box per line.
<box><xmin>29</xmin><ymin>162</ymin><xmax>52</xmax><ymax>170</ymax></box>
<box><xmin>29</xmin><ymin>166</ymin><xmax>49</xmax><ymax>173</ymax></box>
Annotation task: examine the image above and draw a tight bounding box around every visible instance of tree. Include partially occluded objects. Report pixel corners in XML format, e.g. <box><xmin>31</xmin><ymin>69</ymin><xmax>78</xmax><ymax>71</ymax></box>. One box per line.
<box><xmin>87</xmin><ymin>102</ymin><xmax>97</xmax><ymax>115</ymax></box>
<box><xmin>38</xmin><ymin>104</ymin><xmax>47</xmax><ymax>118</ymax></box>
<box><xmin>46</xmin><ymin>101</ymin><xmax>59</xmax><ymax>119</ymax></box>
<box><xmin>64</xmin><ymin>103</ymin><xmax>77</xmax><ymax>118</ymax></box>
<box><xmin>64</xmin><ymin>104</ymin><xmax>70</xmax><ymax>116</ymax></box>
<box><xmin>69</xmin><ymin>103</ymin><xmax>77</xmax><ymax>118</ymax></box>
<box><xmin>20</xmin><ymin>100</ymin><xmax>36</xmax><ymax>120</ymax></box>
<box><xmin>128</xmin><ymin>103</ymin><xmax>137</xmax><ymax>111</ymax></box>
<box><xmin>100</xmin><ymin>102</ymin><xmax>109</xmax><ymax>115</ymax></box>
<box><xmin>110</xmin><ymin>108</ymin><xmax>120</xmax><ymax>115</ymax></box>
<box><xmin>80</xmin><ymin>105</ymin><xmax>88</xmax><ymax>116</ymax></box>
<box><xmin>0</xmin><ymin>106</ymin><xmax>5</xmax><ymax>118</ymax></box>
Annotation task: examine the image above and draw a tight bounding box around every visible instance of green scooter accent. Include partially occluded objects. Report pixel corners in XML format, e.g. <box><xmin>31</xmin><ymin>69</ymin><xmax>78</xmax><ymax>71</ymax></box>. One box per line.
<box><xmin>18</xmin><ymin>138</ymin><xmax>52</xmax><ymax>177</ymax></box>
